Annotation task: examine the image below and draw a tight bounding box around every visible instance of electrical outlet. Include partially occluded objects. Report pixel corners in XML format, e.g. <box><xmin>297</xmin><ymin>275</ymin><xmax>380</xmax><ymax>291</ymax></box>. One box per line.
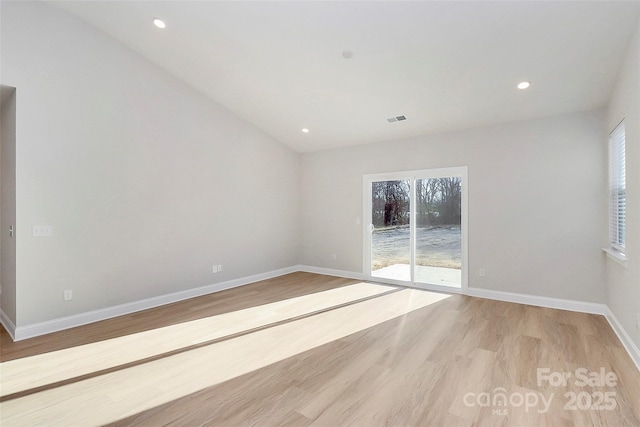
<box><xmin>217</xmin><ymin>264</ymin><xmax>222</xmax><ymax>272</ymax></box>
<box><xmin>63</xmin><ymin>289</ymin><xmax>73</xmax><ymax>301</ymax></box>
<box><xmin>33</xmin><ymin>225</ymin><xmax>53</xmax><ymax>237</ymax></box>
<box><xmin>212</xmin><ymin>265</ymin><xmax>218</xmax><ymax>273</ymax></box>
<box><xmin>479</xmin><ymin>268</ymin><xmax>486</xmax><ymax>277</ymax></box>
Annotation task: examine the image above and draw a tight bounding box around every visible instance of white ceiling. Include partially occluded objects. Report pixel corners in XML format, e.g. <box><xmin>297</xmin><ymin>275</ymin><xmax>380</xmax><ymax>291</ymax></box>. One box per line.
<box><xmin>49</xmin><ymin>1</ymin><xmax>640</xmax><ymax>153</ymax></box>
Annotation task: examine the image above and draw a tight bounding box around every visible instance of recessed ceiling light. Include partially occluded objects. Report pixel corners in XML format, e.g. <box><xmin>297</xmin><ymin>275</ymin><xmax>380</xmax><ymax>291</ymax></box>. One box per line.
<box><xmin>517</xmin><ymin>81</ymin><xmax>531</xmax><ymax>90</ymax></box>
<box><xmin>153</xmin><ymin>18</ymin><xmax>166</xmax><ymax>29</ymax></box>
<box><xmin>301</xmin><ymin>128</ymin><xmax>310</xmax><ymax>133</ymax></box>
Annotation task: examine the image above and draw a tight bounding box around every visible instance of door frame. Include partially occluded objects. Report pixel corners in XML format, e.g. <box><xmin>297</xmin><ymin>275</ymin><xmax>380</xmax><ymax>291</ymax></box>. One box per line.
<box><xmin>363</xmin><ymin>167</ymin><xmax>468</xmax><ymax>293</ymax></box>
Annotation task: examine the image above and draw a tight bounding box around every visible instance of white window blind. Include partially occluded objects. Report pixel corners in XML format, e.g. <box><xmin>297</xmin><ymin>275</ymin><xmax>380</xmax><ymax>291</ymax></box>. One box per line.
<box><xmin>608</xmin><ymin>121</ymin><xmax>625</xmax><ymax>254</ymax></box>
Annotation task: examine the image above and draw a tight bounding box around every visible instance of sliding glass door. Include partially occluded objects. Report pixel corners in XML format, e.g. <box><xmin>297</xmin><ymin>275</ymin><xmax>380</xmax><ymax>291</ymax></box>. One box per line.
<box><xmin>370</xmin><ymin>179</ymin><xmax>412</xmax><ymax>282</ymax></box>
<box><xmin>414</xmin><ymin>176</ymin><xmax>462</xmax><ymax>287</ymax></box>
<box><xmin>364</xmin><ymin>167</ymin><xmax>467</xmax><ymax>291</ymax></box>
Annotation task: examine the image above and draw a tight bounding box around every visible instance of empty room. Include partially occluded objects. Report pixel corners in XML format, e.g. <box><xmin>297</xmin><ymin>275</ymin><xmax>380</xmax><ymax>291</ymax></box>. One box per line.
<box><xmin>1</xmin><ymin>1</ymin><xmax>640</xmax><ymax>425</ymax></box>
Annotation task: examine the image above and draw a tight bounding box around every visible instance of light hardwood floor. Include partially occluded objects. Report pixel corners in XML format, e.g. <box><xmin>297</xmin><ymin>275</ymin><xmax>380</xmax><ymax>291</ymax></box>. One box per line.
<box><xmin>1</xmin><ymin>272</ymin><xmax>639</xmax><ymax>426</ymax></box>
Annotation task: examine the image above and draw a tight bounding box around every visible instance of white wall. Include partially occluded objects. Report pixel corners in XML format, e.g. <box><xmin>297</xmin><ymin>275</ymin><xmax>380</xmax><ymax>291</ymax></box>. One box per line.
<box><xmin>301</xmin><ymin>110</ymin><xmax>608</xmax><ymax>303</ymax></box>
<box><xmin>1</xmin><ymin>1</ymin><xmax>300</xmax><ymax>326</ymax></box>
<box><xmin>1</xmin><ymin>85</ymin><xmax>17</xmax><ymax>325</ymax></box>
<box><xmin>606</xmin><ymin>19</ymin><xmax>640</xmax><ymax>350</ymax></box>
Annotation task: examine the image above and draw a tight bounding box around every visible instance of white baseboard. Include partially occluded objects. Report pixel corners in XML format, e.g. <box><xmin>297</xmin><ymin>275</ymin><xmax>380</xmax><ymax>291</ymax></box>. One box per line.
<box><xmin>604</xmin><ymin>307</ymin><xmax>640</xmax><ymax>372</ymax></box>
<box><xmin>296</xmin><ymin>265</ymin><xmax>366</xmax><ymax>281</ymax></box>
<box><xmin>12</xmin><ymin>266</ymin><xmax>298</xmax><ymax>341</ymax></box>
<box><xmin>0</xmin><ymin>307</ymin><xmax>16</xmax><ymax>341</ymax></box>
<box><xmin>6</xmin><ymin>267</ymin><xmax>640</xmax><ymax>374</ymax></box>
<box><xmin>465</xmin><ymin>286</ymin><xmax>607</xmax><ymax>315</ymax></box>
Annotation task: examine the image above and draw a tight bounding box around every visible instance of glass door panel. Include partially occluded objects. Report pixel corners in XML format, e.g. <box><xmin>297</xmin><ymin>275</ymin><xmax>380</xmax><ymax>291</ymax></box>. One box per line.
<box><xmin>414</xmin><ymin>177</ymin><xmax>462</xmax><ymax>287</ymax></box>
<box><xmin>370</xmin><ymin>179</ymin><xmax>411</xmax><ymax>282</ymax></box>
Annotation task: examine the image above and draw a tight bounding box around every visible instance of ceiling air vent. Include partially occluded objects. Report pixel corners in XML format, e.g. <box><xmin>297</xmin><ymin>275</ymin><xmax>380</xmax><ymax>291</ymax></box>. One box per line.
<box><xmin>387</xmin><ymin>115</ymin><xmax>407</xmax><ymax>123</ymax></box>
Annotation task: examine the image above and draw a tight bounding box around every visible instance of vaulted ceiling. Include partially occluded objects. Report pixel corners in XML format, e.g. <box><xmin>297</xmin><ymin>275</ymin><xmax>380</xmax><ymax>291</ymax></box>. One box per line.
<box><xmin>49</xmin><ymin>1</ymin><xmax>640</xmax><ymax>152</ymax></box>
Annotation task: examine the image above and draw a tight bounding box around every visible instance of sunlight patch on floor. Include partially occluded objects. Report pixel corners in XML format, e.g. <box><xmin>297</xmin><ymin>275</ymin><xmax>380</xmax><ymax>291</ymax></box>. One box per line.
<box><xmin>0</xmin><ymin>288</ymin><xmax>451</xmax><ymax>426</ymax></box>
<box><xmin>0</xmin><ymin>282</ymin><xmax>395</xmax><ymax>396</ymax></box>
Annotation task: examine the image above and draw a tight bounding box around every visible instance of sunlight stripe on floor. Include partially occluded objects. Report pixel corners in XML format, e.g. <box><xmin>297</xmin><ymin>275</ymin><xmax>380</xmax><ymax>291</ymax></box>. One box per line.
<box><xmin>0</xmin><ymin>289</ymin><xmax>450</xmax><ymax>426</ymax></box>
<box><xmin>0</xmin><ymin>282</ymin><xmax>395</xmax><ymax>396</ymax></box>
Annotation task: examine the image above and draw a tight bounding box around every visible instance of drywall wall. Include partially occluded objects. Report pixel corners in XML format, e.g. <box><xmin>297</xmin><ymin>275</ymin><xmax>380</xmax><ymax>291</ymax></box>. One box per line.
<box><xmin>301</xmin><ymin>110</ymin><xmax>608</xmax><ymax>303</ymax></box>
<box><xmin>606</xmin><ymin>19</ymin><xmax>640</xmax><ymax>350</ymax></box>
<box><xmin>1</xmin><ymin>1</ymin><xmax>300</xmax><ymax>326</ymax></box>
<box><xmin>0</xmin><ymin>85</ymin><xmax>17</xmax><ymax>325</ymax></box>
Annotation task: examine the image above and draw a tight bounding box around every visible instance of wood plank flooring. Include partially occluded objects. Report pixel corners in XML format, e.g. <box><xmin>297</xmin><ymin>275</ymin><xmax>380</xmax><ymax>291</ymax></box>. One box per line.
<box><xmin>1</xmin><ymin>272</ymin><xmax>639</xmax><ymax>426</ymax></box>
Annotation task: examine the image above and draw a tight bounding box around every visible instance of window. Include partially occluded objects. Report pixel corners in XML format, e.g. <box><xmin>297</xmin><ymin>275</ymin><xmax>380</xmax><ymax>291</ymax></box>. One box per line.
<box><xmin>608</xmin><ymin>121</ymin><xmax>626</xmax><ymax>255</ymax></box>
